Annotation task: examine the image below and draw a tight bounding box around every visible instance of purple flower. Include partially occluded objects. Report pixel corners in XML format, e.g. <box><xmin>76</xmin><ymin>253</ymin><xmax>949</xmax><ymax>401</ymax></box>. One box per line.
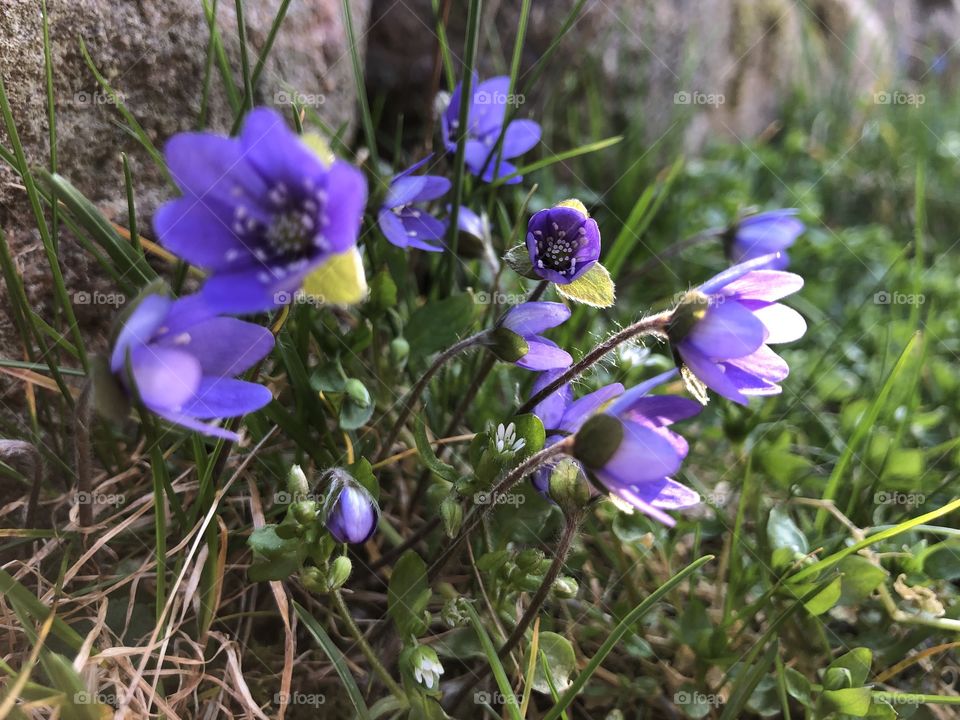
<box><xmin>326</xmin><ymin>484</ymin><xmax>378</xmax><ymax>544</ymax></box>
<box><xmin>525</xmin><ymin>202</ymin><xmax>601</xmax><ymax>284</ymax></box>
<box><xmin>668</xmin><ymin>253</ymin><xmax>806</xmax><ymax>405</ymax></box>
<box><xmin>726</xmin><ymin>209</ymin><xmax>804</xmax><ymax>270</ymax></box>
<box><xmin>454</xmin><ymin>205</ymin><xmax>488</xmax><ymax>240</ymax></box>
<box><xmin>378</xmin><ymin>156</ymin><xmax>450</xmax><ymax>252</ymax></box>
<box><xmin>442</xmin><ymin>75</ymin><xmax>540</xmax><ymax>184</ymax></box>
<box><xmin>111</xmin><ymin>293</ymin><xmax>274</xmax><ymax>440</ymax></box>
<box><xmin>493</xmin><ymin>302</ymin><xmax>573</xmax><ymax>371</ymax></box>
<box><xmin>155</xmin><ymin>107</ymin><xmax>367</xmax><ymax>313</ymax></box>
<box><xmin>573</xmin><ymin>370</ymin><xmax>701</xmax><ymax>526</ymax></box>
<box><xmin>530</xmin><ymin>370</ymin><xmax>624</xmax><ymax>496</ymax></box>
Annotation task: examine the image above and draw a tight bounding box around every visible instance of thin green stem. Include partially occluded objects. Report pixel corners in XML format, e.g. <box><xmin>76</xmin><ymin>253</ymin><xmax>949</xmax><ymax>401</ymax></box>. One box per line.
<box><xmin>332</xmin><ymin>589</ymin><xmax>405</xmax><ymax>700</ymax></box>
<box><xmin>377</xmin><ymin>331</ymin><xmax>488</xmax><ymax>462</ymax></box>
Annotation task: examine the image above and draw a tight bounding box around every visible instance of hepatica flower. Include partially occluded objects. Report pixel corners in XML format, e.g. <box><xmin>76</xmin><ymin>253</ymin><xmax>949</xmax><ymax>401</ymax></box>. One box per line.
<box><xmin>111</xmin><ymin>293</ymin><xmax>274</xmax><ymax>439</ymax></box>
<box><xmin>378</xmin><ymin>156</ymin><xmax>450</xmax><ymax>252</ymax></box>
<box><xmin>526</xmin><ymin>201</ymin><xmax>601</xmax><ymax>284</ymax></box>
<box><xmin>442</xmin><ymin>75</ymin><xmax>540</xmax><ymax>183</ymax></box>
<box><xmin>725</xmin><ymin>209</ymin><xmax>804</xmax><ymax>269</ymax></box>
<box><xmin>488</xmin><ymin>302</ymin><xmax>573</xmax><ymax>370</ymax></box>
<box><xmin>667</xmin><ymin>253</ymin><xmax>806</xmax><ymax>405</ymax></box>
<box><xmin>572</xmin><ymin>369</ymin><xmax>702</xmax><ymax>526</ymax></box>
<box><xmin>155</xmin><ymin>107</ymin><xmax>367</xmax><ymax>313</ymax></box>
<box><xmin>326</xmin><ymin>483</ymin><xmax>378</xmax><ymax>544</ymax></box>
<box><xmin>530</xmin><ymin>370</ymin><xmax>624</xmax><ymax>496</ymax></box>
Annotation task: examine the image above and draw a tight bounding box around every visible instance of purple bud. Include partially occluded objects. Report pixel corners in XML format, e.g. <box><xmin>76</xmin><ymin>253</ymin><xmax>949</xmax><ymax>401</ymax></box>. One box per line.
<box><xmin>525</xmin><ymin>201</ymin><xmax>601</xmax><ymax>284</ymax></box>
<box><xmin>326</xmin><ymin>485</ymin><xmax>378</xmax><ymax>544</ymax></box>
<box><xmin>726</xmin><ymin>209</ymin><xmax>804</xmax><ymax>270</ymax></box>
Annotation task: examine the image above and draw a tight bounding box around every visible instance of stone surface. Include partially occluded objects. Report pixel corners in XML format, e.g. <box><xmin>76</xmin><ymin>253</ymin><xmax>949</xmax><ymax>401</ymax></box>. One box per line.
<box><xmin>0</xmin><ymin>0</ymin><xmax>369</xmax><ymax>412</ymax></box>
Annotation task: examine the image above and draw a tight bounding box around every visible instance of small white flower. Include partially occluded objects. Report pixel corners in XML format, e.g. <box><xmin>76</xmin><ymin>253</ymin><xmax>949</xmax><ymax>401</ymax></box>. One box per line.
<box><xmin>494</xmin><ymin>422</ymin><xmax>526</xmax><ymax>454</ymax></box>
<box><xmin>412</xmin><ymin>647</ymin><xmax>445</xmax><ymax>689</ymax></box>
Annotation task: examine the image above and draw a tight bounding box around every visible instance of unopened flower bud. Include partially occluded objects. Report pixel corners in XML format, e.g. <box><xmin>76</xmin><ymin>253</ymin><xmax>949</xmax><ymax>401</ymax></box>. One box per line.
<box><xmin>440</xmin><ymin>495</ymin><xmax>463</xmax><ymax>538</ymax></box>
<box><xmin>484</xmin><ymin>327</ymin><xmax>529</xmax><ymax>364</ymax></box>
<box><xmin>552</xmin><ymin>576</ymin><xmax>579</xmax><ymax>598</ymax></box>
<box><xmin>292</xmin><ymin>499</ymin><xmax>318</xmax><ymax>525</ymax></box>
<box><xmin>548</xmin><ymin>457</ymin><xmax>593</xmax><ymax>513</ymax></box>
<box><xmin>288</xmin><ymin>464</ymin><xmax>309</xmax><ymax>497</ymax></box>
<box><xmin>389</xmin><ymin>337</ymin><xmax>410</xmax><ymax>368</ymax></box>
<box><xmin>328</xmin><ymin>556</ymin><xmax>352</xmax><ymax>590</ymax></box>
<box><xmin>301</xmin><ymin>566</ymin><xmax>326</xmax><ymax>593</ymax></box>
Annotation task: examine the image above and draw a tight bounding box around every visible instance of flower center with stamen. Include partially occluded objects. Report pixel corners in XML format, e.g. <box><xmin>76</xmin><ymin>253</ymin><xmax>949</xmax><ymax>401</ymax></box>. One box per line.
<box><xmin>265</xmin><ymin>209</ymin><xmax>316</xmax><ymax>259</ymax></box>
<box><xmin>533</xmin><ymin>222</ymin><xmax>587</xmax><ymax>277</ymax></box>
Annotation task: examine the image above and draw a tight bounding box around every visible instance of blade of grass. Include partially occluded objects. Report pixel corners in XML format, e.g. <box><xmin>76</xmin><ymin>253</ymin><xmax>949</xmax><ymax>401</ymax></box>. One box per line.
<box><xmin>487</xmin><ymin>135</ymin><xmax>623</xmax><ymax>188</ymax></box>
<box><xmin>340</xmin><ymin>0</ymin><xmax>379</xmax><ymax>168</ymax></box>
<box><xmin>815</xmin><ymin>332</ymin><xmax>921</xmax><ymax>531</ymax></box>
<box><xmin>233</xmin><ymin>0</ymin><xmax>253</xmax><ymax>115</ymax></box>
<box><xmin>294</xmin><ymin>600</ymin><xmax>373</xmax><ymax>720</ymax></box>
<box><xmin>542</xmin><ymin>555</ymin><xmax>714</xmax><ymax>720</ymax></box>
<box><xmin>462</xmin><ymin>600</ymin><xmax>523</xmax><ymax>720</ymax></box>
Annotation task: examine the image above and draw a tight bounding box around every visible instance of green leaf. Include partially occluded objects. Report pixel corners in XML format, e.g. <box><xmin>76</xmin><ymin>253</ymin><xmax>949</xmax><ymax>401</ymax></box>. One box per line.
<box><xmin>460</xmin><ymin>601</ymin><xmax>523</xmax><ymax>720</ymax></box>
<box><xmin>405</xmin><ymin>294</ymin><xmax>478</xmax><ymax>359</ymax></box>
<box><xmin>820</xmin><ymin>687</ymin><xmax>873</xmax><ymax>717</ymax></box>
<box><xmin>528</xmin><ymin>632</ymin><xmax>576</xmax><ymax>694</ymax></box>
<box><xmin>783</xmin><ymin>667</ymin><xmax>813</xmax><ymax>707</ymax></box>
<box><xmin>295</xmin><ymin>600</ymin><xmax>372</xmax><ymax>720</ymax></box>
<box><xmin>838</xmin><ymin>556</ymin><xmax>887</xmax><ymax>603</ymax></box>
<box><xmin>414</xmin><ymin>419</ymin><xmax>459</xmax><ymax>483</ymax></box>
<box><xmin>503</xmin><ymin>243</ymin><xmax>539</xmax><ymax>279</ymax></box>
<box><xmin>340</xmin><ymin>394</ymin><xmax>375</xmax><ymax>430</ymax></box>
<box><xmin>828</xmin><ymin>647</ymin><xmax>873</xmax><ymax>687</ymax></box>
<box><xmin>388</xmin><ymin>550</ymin><xmax>431</xmax><ymax>637</ymax></box>
<box><xmin>0</xmin><ymin>570</ymin><xmax>84</xmax><ymax>651</ymax></box>
<box><xmin>248</xmin><ymin>554</ymin><xmax>301</xmax><ymax>582</ymax></box>
<box><xmin>802</xmin><ymin>576</ymin><xmax>842</xmax><ymax>616</ymax></box>
<box><xmin>767</xmin><ymin>506</ymin><xmax>808</xmax><ymax>555</ymax></box>
<box><xmin>348</xmin><ymin>458</ymin><xmax>380</xmax><ymax>501</ymax></box>
<box><xmin>507</xmin><ymin>413</ymin><xmax>545</xmax><ymax>459</ymax></box>
<box><xmin>555</xmin><ymin>263</ymin><xmax>615</xmax><ymax>308</ymax></box>
<box><xmin>248</xmin><ymin>525</ymin><xmax>304</xmax><ymax>565</ymax></box>
<box><xmin>41</xmin><ymin>653</ymin><xmax>105</xmax><ymax>720</ymax></box>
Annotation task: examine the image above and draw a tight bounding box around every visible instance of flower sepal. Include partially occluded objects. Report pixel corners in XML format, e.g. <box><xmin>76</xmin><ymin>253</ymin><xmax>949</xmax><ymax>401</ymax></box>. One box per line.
<box><xmin>483</xmin><ymin>326</ymin><xmax>529</xmax><ymax>364</ymax></box>
<box><xmin>572</xmin><ymin>414</ymin><xmax>624</xmax><ymax>471</ymax></box>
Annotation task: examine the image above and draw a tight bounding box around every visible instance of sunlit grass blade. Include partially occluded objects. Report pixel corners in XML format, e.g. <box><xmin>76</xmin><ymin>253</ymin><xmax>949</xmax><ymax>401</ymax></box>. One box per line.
<box><xmin>542</xmin><ymin>555</ymin><xmax>713</xmax><ymax>720</ymax></box>
<box><xmin>294</xmin><ymin>600</ymin><xmax>372</xmax><ymax>720</ymax></box>
<box><xmin>488</xmin><ymin>135</ymin><xmax>623</xmax><ymax>189</ymax></box>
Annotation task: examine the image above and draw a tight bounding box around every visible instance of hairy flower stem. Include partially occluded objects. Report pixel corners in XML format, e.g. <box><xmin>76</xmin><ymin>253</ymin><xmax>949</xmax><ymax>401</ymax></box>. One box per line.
<box><xmin>449</xmin><ymin>509</ymin><xmax>584</xmax><ymax>713</ymax></box>
<box><xmin>426</xmin><ymin>439</ymin><xmax>573</xmax><ymax>583</ymax></box>
<box><xmin>332</xmin><ymin>589</ymin><xmax>406</xmax><ymax>701</ymax></box>
<box><xmin>517</xmin><ymin>310</ymin><xmax>673</xmax><ymax>415</ymax></box>
<box><xmin>378</xmin><ymin>331</ymin><xmax>488</xmax><ymax>463</ymax></box>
